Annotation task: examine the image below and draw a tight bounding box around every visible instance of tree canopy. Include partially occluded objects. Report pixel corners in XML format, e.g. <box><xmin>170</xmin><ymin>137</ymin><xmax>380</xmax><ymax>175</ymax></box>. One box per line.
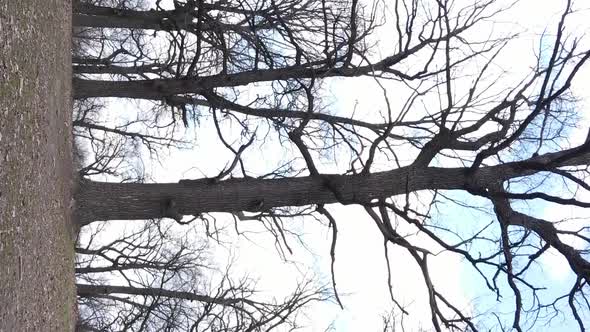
<box><xmin>72</xmin><ymin>0</ymin><xmax>590</xmax><ymax>330</ymax></box>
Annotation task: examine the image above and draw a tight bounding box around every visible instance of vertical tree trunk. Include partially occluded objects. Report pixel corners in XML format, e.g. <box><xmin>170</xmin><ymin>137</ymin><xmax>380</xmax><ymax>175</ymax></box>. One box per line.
<box><xmin>72</xmin><ymin>13</ymin><xmax>169</xmax><ymax>30</ymax></box>
<box><xmin>74</xmin><ymin>177</ymin><xmax>335</xmax><ymax>223</ymax></box>
<box><xmin>76</xmin><ymin>284</ymin><xmax>242</xmax><ymax>305</ymax></box>
<box><xmin>72</xmin><ymin>3</ymin><xmax>192</xmax><ymax>30</ymax></box>
<box><xmin>72</xmin><ymin>78</ymin><xmax>169</xmax><ymax>99</ymax></box>
<box><xmin>72</xmin><ymin>67</ymin><xmax>339</xmax><ymax>99</ymax></box>
<box><xmin>72</xmin><ymin>63</ymin><xmax>166</xmax><ymax>75</ymax></box>
<box><xmin>74</xmin><ymin>167</ymin><xmax>478</xmax><ymax>224</ymax></box>
<box><xmin>73</xmin><ymin>156</ymin><xmax>578</xmax><ymax>224</ymax></box>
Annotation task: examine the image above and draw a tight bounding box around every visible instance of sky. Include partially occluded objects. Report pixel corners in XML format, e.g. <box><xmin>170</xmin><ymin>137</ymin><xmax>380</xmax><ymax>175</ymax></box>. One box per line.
<box><xmin>78</xmin><ymin>0</ymin><xmax>590</xmax><ymax>330</ymax></box>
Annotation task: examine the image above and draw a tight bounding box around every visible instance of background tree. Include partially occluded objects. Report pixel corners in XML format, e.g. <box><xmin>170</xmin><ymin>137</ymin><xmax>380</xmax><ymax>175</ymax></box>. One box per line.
<box><xmin>75</xmin><ymin>219</ymin><xmax>328</xmax><ymax>331</ymax></box>
<box><xmin>72</xmin><ymin>0</ymin><xmax>590</xmax><ymax>330</ymax></box>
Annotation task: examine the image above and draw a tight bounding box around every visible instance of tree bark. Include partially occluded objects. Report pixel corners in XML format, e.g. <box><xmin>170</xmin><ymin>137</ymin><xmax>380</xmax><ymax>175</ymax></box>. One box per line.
<box><xmin>76</xmin><ymin>284</ymin><xmax>247</xmax><ymax>306</ymax></box>
<box><xmin>75</xmin><ymin>263</ymin><xmax>171</xmax><ymax>274</ymax></box>
<box><xmin>73</xmin><ymin>3</ymin><xmax>192</xmax><ymax>30</ymax></box>
<box><xmin>72</xmin><ymin>3</ymin><xmax>254</xmax><ymax>33</ymax></box>
<box><xmin>73</xmin><ymin>13</ymin><xmax>173</xmax><ymax>30</ymax></box>
<box><xmin>74</xmin><ymin>146</ymin><xmax>590</xmax><ymax>223</ymax></box>
<box><xmin>72</xmin><ymin>67</ymin><xmax>331</xmax><ymax>99</ymax></box>
<box><xmin>71</xmin><ymin>44</ymin><xmax>425</xmax><ymax>99</ymax></box>
<box><xmin>72</xmin><ymin>63</ymin><xmax>166</xmax><ymax>75</ymax></box>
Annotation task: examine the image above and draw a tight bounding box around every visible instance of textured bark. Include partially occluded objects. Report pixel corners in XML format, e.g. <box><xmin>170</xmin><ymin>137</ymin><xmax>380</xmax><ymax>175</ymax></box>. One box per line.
<box><xmin>74</xmin><ymin>167</ymin><xmax>454</xmax><ymax>222</ymax></box>
<box><xmin>71</xmin><ymin>46</ymin><xmax>423</xmax><ymax>99</ymax></box>
<box><xmin>74</xmin><ymin>147</ymin><xmax>590</xmax><ymax>223</ymax></box>
<box><xmin>73</xmin><ymin>12</ymin><xmax>174</xmax><ymax>30</ymax></box>
<box><xmin>73</xmin><ymin>3</ymin><xmax>191</xmax><ymax>30</ymax></box>
<box><xmin>72</xmin><ymin>3</ymin><xmax>261</xmax><ymax>37</ymax></box>
<box><xmin>72</xmin><ymin>68</ymin><xmax>334</xmax><ymax>99</ymax></box>
<box><xmin>76</xmin><ymin>284</ymin><xmax>246</xmax><ymax>306</ymax></box>
<box><xmin>75</xmin><ymin>263</ymin><xmax>169</xmax><ymax>274</ymax></box>
<box><xmin>72</xmin><ymin>11</ymin><xmax>243</xmax><ymax>33</ymax></box>
<box><xmin>73</xmin><ymin>63</ymin><xmax>165</xmax><ymax>75</ymax></box>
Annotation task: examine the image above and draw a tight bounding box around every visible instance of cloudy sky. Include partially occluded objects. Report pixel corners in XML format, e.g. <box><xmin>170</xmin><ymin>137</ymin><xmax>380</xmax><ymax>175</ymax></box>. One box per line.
<box><xmin>83</xmin><ymin>0</ymin><xmax>590</xmax><ymax>330</ymax></box>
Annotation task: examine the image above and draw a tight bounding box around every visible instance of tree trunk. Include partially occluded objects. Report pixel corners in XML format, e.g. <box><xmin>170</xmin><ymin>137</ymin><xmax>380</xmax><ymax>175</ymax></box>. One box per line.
<box><xmin>76</xmin><ymin>284</ymin><xmax>244</xmax><ymax>306</ymax></box>
<box><xmin>73</xmin><ymin>64</ymin><xmax>166</xmax><ymax>75</ymax></box>
<box><xmin>73</xmin><ymin>13</ymin><xmax>171</xmax><ymax>30</ymax></box>
<box><xmin>72</xmin><ymin>3</ymin><xmax>248</xmax><ymax>33</ymax></box>
<box><xmin>75</xmin><ymin>263</ymin><xmax>169</xmax><ymax>274</ymax></box>
<box><xmin>74</xmin><ymin>167</ymin><xmax>450</xmax><ymax>222</ymax></box>
<box><xmin>72</xmin><ymin>67</ymin><xmax>347</xmax><ymax>99</ymax></box>
<box><xmin>71</xmin><ymin>41</ymin><xmax>431</xmax><ymax>99</ymax></box>
<box><xmin>73</xmin><ymin>4</ymin><xmax>192</xmax><ymax>30</ymax></box>
<box><xmin>75</xmin><ymin>146</ymin><xmax>590</xmax><ymax>223</ymax></box>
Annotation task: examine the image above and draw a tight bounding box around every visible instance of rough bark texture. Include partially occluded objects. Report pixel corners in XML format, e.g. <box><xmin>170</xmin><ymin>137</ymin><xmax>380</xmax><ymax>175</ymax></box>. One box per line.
<box><xmin>71</xmin><ymin>49</ymin><xmax>420</xmax><ymax>99</ymax></box>
<box><xmin>0</xmin><ymin>0</ymin><xmax>76</xmax><ymax>330</ymax></box>
<box><xmin>73</xmin><ymin>12</ymin><xmax>169</xmax><ymax>30</ymax></box>
<box><xmin>72</xmin><ymin>68</ymin><xmax>327</xmax><ymax>99</ymax></box>
<box><xmin>75</xmin><ymin>148</ymin><xmax>590</xmax><ymax>223</ymax></box>
<box><xmin>77</xmin><ymin>284</ymin><xmax>243</xmax><ymax>306</ymax></box>
<box><xmin>73</xmin><ymin>63</ymin><xmax>166</xmax><ymax>75</ymax></box>
<box><xmin>72</xmin><ymin>3</ymin><xmax>196</xmax><ymax>29</ymax></box>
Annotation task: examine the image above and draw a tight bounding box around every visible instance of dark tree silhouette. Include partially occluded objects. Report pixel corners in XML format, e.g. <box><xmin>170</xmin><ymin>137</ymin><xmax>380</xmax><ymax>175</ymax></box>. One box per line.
<box><xmin>71</xmin><ymin>0</ymin><xmax>590</xmax><ymax>330</ymax></box>
<box><xmin>75</xmin><ymin>220</ymin><xmax>328</xmax><ymax>331</ymax></box>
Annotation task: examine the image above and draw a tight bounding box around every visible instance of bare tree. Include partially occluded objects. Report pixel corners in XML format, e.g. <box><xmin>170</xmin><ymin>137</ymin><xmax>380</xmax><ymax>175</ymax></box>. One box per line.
<box><xmin>75</xmin><ymin>220</ymin><xmax>328</xmax><ymax>331</ymax></box>
<box><xmin>72</xmin><ymin>0</ymin><xmax>590</xmax><ymax>330</ymax></box>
